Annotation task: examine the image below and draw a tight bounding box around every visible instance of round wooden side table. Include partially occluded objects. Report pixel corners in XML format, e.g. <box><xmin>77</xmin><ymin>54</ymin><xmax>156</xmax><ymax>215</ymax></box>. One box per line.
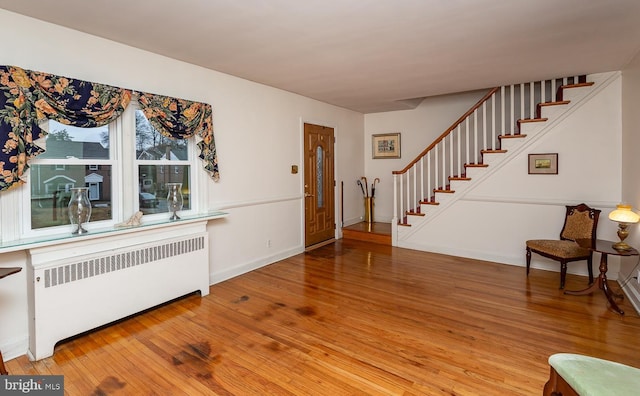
<box><xmin>565</xmin><ymin>239</ymin><xmax>638</xmax><ymax>315</ymax></box>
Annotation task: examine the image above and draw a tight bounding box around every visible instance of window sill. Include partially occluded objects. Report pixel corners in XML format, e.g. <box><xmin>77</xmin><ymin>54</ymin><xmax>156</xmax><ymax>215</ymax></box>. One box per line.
<box><xmin>0</xmin><ymin>211</ymin><xmax>228</xmax><ymax>254</ymax></box>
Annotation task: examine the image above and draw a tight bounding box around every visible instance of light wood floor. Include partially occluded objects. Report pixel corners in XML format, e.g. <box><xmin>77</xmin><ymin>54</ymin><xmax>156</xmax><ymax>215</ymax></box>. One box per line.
<box><xmin>6</xmin><ymin>240</ymin><xmax>640</xmax><ymax>395</ymax></box>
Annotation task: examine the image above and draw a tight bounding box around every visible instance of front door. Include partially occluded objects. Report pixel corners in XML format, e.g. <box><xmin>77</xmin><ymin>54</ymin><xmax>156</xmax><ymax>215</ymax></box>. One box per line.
<box><xmin>304</xmin><ymin>123</ymin><xmax>335</xmax><ymax>248</ymax></box>
<box><xmin>88</xmin><ymin>183</ymin><xmax>99</xmax><ymax>200</ymax></box>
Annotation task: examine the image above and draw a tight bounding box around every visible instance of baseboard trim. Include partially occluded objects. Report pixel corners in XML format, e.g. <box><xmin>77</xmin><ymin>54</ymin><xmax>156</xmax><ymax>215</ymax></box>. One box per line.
<box><xmin>209</xmin><ymin>246</ymin><xmax>304</xmax><ymax>285</ymax></box>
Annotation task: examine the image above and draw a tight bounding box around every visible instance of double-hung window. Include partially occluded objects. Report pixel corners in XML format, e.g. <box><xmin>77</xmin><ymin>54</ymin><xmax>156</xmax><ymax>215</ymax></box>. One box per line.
<box><xmin>22</xmin><ymin>103</ymin><xmax>197</xmax><ymax>237</ymax></box>
<box><xmin>134</xmin><ymin>109</ymin><xmax>191</xmax><ymax>215</ymax></box>
<box><xmin>26</xmin><ymin>121</ymin><xmax>115</xmax><ymax>233</ymax></box>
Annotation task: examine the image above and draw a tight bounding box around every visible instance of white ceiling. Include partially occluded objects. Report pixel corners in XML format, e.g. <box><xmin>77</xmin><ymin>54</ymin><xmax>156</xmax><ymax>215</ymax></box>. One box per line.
<box><xmin>1</xmin><ymin>0</ymin><xmax>639</xmax><ymax>113</ymax></box>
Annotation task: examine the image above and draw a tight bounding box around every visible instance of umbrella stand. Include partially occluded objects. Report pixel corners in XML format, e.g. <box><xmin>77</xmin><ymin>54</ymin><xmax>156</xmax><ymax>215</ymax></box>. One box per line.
<box><xmin>364</xmin><ymin>196</ymin><xmax>374</xmax><ymax>224</ymax></box>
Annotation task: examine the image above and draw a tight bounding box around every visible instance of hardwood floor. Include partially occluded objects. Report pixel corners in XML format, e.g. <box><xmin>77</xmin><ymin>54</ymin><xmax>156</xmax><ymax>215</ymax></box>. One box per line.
<box><xmin>6</xmin><ymin>240</ymin><xmax>640</xmax><ymax>395</ymax></box>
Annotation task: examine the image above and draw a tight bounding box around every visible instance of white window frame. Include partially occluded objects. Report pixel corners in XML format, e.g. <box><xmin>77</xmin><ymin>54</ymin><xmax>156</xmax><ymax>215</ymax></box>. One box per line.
<box><xmin>19</xmin><ymin>120</ymin><xmax>118</xmax><ymax>238</ymax></box>
<box><xmin>4</xmin><ymin>101</ymin><xmax>207</xmax><ymax>242</ymax></box>
<box><xmin>131</xmin><ymin>104</ymin><xmax>198</xmax><ymax>219</ymax></box>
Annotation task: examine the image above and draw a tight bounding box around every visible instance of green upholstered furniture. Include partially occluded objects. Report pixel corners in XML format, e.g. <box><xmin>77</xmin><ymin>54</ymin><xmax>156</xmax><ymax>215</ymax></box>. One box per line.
<box><xmin>543</xmin><ymin>353</ymin><xmax>640</xmax><ymax>395</ymax></box>
<box><xmin>526</xmin><ymin>203</ymin><xmax>601</xmax><ymax>289</ymax></box>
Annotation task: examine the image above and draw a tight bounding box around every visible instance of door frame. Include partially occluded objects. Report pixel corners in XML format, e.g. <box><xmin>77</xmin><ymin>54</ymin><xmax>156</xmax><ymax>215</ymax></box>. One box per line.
<box><xmin>299</xmin><ymin>118</ymin><xmax>342</xmax><ymax>247</ymax></box>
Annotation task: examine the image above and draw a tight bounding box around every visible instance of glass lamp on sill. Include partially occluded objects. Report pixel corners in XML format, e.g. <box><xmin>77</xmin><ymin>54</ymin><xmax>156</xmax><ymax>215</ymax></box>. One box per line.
<box><xmin>68</xmin><ymin>187</ymin><xmax>92</xmax><ymax>235</ymax></box>
<box><xmin>608</xmin><ymin>204</ymin><xmax>640</xmax><ymax>251</ymax></box>
<box><xmin>166</xmin><ymin>182</ymin><xmax>183</xmax><ymax>221</ymax></box>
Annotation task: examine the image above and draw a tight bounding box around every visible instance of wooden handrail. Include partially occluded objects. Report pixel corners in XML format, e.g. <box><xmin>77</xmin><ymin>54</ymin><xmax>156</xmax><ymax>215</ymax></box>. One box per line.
<box><xmin>392</xmin><ymin>87</ymin><xmax>500</xmax><ymax>175</ymax></box>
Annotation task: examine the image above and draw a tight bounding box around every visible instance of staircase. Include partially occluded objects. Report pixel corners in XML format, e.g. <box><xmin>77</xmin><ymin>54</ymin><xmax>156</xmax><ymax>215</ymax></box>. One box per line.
<box><xmin>391</xmin><ymin>73</ymin><xmax>608</xmax><ymax>246</ymax></box>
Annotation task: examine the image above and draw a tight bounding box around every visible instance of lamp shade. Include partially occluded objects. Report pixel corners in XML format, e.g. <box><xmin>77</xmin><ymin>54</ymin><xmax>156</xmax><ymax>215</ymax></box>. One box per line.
<box><xmin>608</xmin><ymin>204</ymin><xmax>640</xmax><ymax>224</ymax></box>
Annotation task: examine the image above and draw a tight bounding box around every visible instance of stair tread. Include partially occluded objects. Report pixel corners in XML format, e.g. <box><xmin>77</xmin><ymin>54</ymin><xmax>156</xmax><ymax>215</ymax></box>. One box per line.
<box><xmin>499</xmin><ymin>134</ymin><xmax>527</xmax><ymax>139</ymax></box>
<box><xmin>464</xmin><ymin>163</ymin><xmax>489</xmax><ymax>168</ymax></box>
<box><xmin>449</xmin><ymin>176</ymin><xmax>471</xmax><ymax>181</ymax></box>
<box><xmin>406</xmin><ymin>211</ymin><xmax>426</xmax><ymax>216</ymax></box>
<box><xmin>561</xmin><ymin>82</ymin><xmax>594</xmax><ymax>89</ymax></box>
<box><xmin>538</xmin><ymin>100</ymin><xmax>570</xmax><ymax>107</ymax></box>
<box><xmin>556</xmin><ymin>81</ymin><xmax>594</xmax><ymax>100</ymax></box>
<box><xmin>518</xmin><ymin>117</ymin><xmax>548</xmax><ymax>124</ymax></box>
<box><xmin>481</xmin><ymin>149</ymin><xmax>507</xmax><ymax>154</ymax></box>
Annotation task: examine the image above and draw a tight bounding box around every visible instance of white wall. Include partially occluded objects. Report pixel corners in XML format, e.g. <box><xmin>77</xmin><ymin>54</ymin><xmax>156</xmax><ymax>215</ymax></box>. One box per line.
<box><xmin>0</xmin><ymin>10</ymin><xmax>364</xmax><ymax>360</ymax></box>
<box><xmin>363</xmin><ymin>91</ymin><xmax>486</xmax><ymax>223</ymax></box>
<box><xmin>621</xmin><ymin>52</ymin><xmax>640</xmax><ymax>310</ymax></box>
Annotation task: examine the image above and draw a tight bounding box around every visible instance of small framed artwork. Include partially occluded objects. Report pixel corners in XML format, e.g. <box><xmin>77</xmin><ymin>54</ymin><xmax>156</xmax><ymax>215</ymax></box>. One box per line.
<box><xmin>528</xmin><ymin>153</ymin><xmax>558</xmax><ymax>174</ymax></box>
<box><xmin>372</xmin><ymin>133</ymin><xmax>401</xmax><ymax>159</ymax></box>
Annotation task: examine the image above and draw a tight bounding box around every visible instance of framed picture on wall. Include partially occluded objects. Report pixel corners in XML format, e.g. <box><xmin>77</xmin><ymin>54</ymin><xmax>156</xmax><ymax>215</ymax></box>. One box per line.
<box><xmin>372</xmin><ymin>133</ymin><xmax>401</xmax><ymax>159</ymax></box>
<box><xmin>528</xmin><ymin>153</ymin><xmax>558</xmax><ymax>174</ymax></box>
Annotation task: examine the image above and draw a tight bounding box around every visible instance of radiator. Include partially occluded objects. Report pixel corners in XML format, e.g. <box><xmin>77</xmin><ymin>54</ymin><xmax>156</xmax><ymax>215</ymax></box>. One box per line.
<box><xmin>26</xmin><ymin>222</ymin><xmax>210</xmax><ymax>360</ymax></box>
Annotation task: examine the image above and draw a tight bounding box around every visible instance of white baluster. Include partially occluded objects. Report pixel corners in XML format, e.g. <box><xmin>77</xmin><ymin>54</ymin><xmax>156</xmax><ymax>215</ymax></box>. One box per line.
<box><xmin>501</xmin><ymin>86</ymin><xmax>505</xmax><ymax>138</ymax></box>
<box><xmin>465</xmin><ymin>118</ymin><xmax>470</xmax><ymax>168</ymax></box>
<box><xmin>434</xmin><ymin>143</ymin><xmax>439</xmax><ymax>191</ymax></box>
<box><xmin>419</xmin><ymin>156</ymin><xmax>424</xmax><ymax>203</ymax></box>
<box><xmin>456</xmin><ymin>124</ymin><xmax>462</xmax><ymax>177</ymax></box>
<box><xmin>427</xmin><ymin>151</ymin><xmax>431</xmax><ymax>201</ymax></box>
<box><xmin>482</xmin><ymin>102</ymin><xmax>487</xmax><ymax>151</ymax></box>
<box><xmin>399</xmin><ymin>173</ymin><xmax>404</xmax><ymax>222</ymax></box>
<box><xmin>393</xmin><ymin>174</ymin><xmax>398</xmax><ymax>225</ymax></box>
<box><xmin>491</xmin><ymin>93</ymin><xmax>496</xmax><ymax>150</ymax></box>
<box><xmin>520</xmin><ymin>83</ymin><xmax>525</xmax><ymax>123</ymax></box>
<box><xmin>510</xmin><ymin>85</ymin><xmax>515</xmax><ymax>135</ymax></box>
<box><xmin>473</xmin><ymin>109</ymin><xmax>478</xmax><ymax>164</ymax></box>
<box><xmin>407</xmin><ymin>168</ymin><xmax>412</xmax><ymax>211</ymax></box>
<box><xmin>442</xmin><ymin>139</ymin><xmax>446</xmax><ymax>188</ymax></box>
<box><xmin>449</xmin><ymin>133</ymin><xmax>453</xmax><ymax>183</ymax></box>
<box><xmin>412</xmin><ymin>163</ymin><xmax>417</xmax><ymax>211</ymax></box>
<box><xmin>530</xmin><ymin>81</ymin><xmax>535</xmax><ymax>119</ymax></box>
<box><xmin>552</xmin><ymin>79</ymin><xmax>557</xmax><ymax>102</ymax></box>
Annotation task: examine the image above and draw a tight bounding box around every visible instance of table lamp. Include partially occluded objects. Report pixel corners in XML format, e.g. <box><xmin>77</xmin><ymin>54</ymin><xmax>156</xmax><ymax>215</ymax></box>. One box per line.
<box><xmin>608</xmin><ymin>204</ymin><xmax>640</xmax><ymax>251</ymax></box>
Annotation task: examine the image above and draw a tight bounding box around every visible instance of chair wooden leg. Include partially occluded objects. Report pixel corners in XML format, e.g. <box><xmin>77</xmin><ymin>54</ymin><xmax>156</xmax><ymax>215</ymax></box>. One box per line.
<box><xmin>526</xmin><ymin>248</ymin><xmax>531</xmax><ymax>275</ymax></box>
<box><xmin>587</xmin><ymin>255</ymin><xmax>594</xmax><ymax>284</ymax></box>
<box><xmin>0</xmin><ymin>350</ymin><xmax>7</xmax><ymax>375</ymax></box>
<box><xmin>560</xmin><ymin>261</ymin><xmax>567</xmax><ymax>289</ymax></box>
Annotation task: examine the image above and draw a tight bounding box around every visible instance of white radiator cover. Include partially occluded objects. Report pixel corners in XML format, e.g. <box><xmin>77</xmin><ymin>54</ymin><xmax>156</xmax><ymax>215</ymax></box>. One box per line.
<box><xmin>26</xmin><ymin>221</ymin><xmax>210</xmax><ymax>361</ymax></box>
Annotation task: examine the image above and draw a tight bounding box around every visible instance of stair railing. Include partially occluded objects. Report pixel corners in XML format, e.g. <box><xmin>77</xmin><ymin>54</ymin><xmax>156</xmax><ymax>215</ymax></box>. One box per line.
<box><xmin>392</xmin><ymin>76</ymin><xmax>584</xmax><ymax>227</ymax></box>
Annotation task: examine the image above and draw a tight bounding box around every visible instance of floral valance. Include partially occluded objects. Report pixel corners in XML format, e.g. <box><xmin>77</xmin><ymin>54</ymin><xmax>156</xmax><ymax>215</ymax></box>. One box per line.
<box><xmin>0</xmin><ymin>65</ymin><xmax>218</xmax><ymax>191</ymax></box>
<box><xmin>137</xmin><ymin>93</ymin><xmax>217</xmax><ymax>179</ymax></box>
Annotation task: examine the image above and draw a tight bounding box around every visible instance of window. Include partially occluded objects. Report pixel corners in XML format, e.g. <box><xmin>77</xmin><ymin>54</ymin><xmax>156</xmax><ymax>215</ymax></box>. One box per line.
<box><xmin>23</xmin><ymin>104</ymin><xmax>199</xmax><ymax>236</ymax></box>
<box><xmin>134</xmin><ymin>110</ymin><xmax>191</xmax><ymax>215</ymax></box>
<box><xmin>27</xmin><ymin>121</ymin><xmax>113</xmax><ymax>232</ymax></box>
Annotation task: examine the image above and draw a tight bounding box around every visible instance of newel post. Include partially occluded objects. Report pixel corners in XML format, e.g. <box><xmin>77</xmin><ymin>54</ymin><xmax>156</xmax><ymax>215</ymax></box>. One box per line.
<box><xmin>392</xmin><ymin>174</ymin><xmax>398</xmax><ymax>246</ymax></box>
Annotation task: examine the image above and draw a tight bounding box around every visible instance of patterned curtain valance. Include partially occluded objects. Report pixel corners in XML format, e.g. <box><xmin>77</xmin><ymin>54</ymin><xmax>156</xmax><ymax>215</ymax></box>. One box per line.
<box><xmin>137</xmin><ymin>92</ymin><xmax>218</xmax><ymax>180</ymax></box>
<box><xmin>0</xmin><ymin>65</ymin><xmax>218</xmax><ymax>191</ymax></box>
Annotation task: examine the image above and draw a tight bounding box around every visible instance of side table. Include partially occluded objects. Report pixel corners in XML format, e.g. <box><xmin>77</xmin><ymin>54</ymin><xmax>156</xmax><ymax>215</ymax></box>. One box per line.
<box><xmin>565</xmin><ymin>239</ymin><xmax>637</xmax><ymax>315</ymax></box>
<box><xmin>0</xmin><ymin>266</ymin><xmax>21</xmax><ymax>375</ymax></box>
